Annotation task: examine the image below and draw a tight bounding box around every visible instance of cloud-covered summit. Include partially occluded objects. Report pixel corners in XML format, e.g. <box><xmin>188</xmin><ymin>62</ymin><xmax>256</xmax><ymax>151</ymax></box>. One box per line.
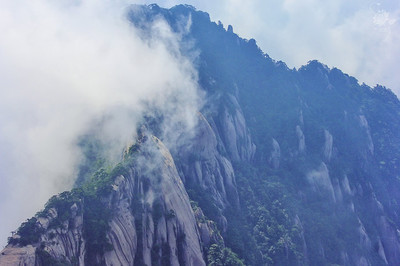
<box><xmin>0</xmin><ymin>0</ymin><xmax>201</xmax><ymax>248</ymax></box>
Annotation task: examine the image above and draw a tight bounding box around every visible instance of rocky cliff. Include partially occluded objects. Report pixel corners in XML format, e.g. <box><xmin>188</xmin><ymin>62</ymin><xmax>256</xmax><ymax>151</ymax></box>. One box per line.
<box><xmin>2</xmin><ymin>4</ymin><xmax>400</xmax><ymax>266</ymax></box>
<box><xmin>1</xmin><ymin>133</ymin><xmax>223</xmax><ymax>265</ymax></box>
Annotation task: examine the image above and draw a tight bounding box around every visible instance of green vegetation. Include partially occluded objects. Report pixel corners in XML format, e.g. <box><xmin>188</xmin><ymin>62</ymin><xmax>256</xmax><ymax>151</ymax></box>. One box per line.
<box><xmin>183</xmin><ymin>10</ymin><xmax>400</xmax><ymax>264</ymax></box>
<box><xmin>75</xmin><ymin>136</ymin><xmax>107</xmax><ymax>186</ymax></box>
<box><xmin>83</xmin><ymin>193</ymin><xmax>113</xmax><ymax>259</ymax></box>
<box><xmin>8</xmin><ymin>217</ymin><xmax>44</xmax><ymax>246</ymax></box>
<box><xmin>151</xmin><ymin>243</ymin><xmax>172</xmax><ymax>266</ymax></box>
<box><xmin>36</xmin><ymin>244</ymin><xmax>72</xmax><ymax>266</ymax></box>
<box><xmin>207</xmin><ymin>243</ymin><xmax>245</xmax><ymax>266</ymax></box>
<box><xmin>186</xmin><ymin>187</ymin><xmax>221</xmax><ymax>222</ymax></box>
<box><xmin>226</xmin><ymin>162</ymin><xmax>303</xmax><ymax>265</ymax></box>
<box><xmin>8</xmin><ymin>159</ymin><xmax>131</xmax><ymax>262</ymax></box>
<box><xmin>152</xmin><ymin>198</ymin><xmax>165</xmax><ymax>224</ymax></box>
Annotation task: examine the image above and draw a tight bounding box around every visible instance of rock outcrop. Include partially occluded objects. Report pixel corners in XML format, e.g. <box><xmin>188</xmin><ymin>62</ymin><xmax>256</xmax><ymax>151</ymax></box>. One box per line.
<box><xmin>0</xmin><ymin>245</ymin><xmax>36</xmax><ymax>265</ymax></box>
<box><xmin>0</xmin><ymin>136</ymin><xmax>208</xmax><ymax>265</ymax></box>
<box><xmin>269</xmin><ymin>138</ymin><xmax>281</xmax><ymax>169</ymax></box>
<box><xmin>306</xmin><ymin>163</ymin><xmax>336</xmax><ymax>202</ymax></box>
<box><xmin>296</xmin><ymin>125</ymin><xmax>306</xmax><ymax>154</ymax></box>
<box><xmin>323</xmin><ymin>129</ymin><xmax>333</xmax><ymax>162</ymax></box>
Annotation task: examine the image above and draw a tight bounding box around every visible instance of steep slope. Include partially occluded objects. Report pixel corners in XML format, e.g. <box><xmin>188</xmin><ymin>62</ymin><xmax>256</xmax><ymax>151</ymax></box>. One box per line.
<box><xmin>1</xmin><ymin>135</ymin><xmax>207</xmax><ymax>265</ymax></box>
<box><xmin>2</xmin><ymin>4</ymin><xmax>400</xmax><ymax>266</ymax></box>
<box><xmin>158</xmin><ymin>4</ymin><xmax>400</xmax><ymax>265</ymax></box>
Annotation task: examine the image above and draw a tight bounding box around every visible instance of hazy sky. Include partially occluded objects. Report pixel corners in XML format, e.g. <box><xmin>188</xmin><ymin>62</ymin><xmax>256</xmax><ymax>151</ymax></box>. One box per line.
<box><xmin>139</xmin><ymin>0</ymin><xmax>400</xmax><ymax>94</ymax></box>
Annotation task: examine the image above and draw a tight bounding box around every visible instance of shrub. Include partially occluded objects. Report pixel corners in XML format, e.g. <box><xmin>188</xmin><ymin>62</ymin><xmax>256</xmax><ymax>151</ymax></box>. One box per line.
<box><xmin>8</xmin><ymin>217</ymin><xmax>43</xmax><ymax>246</ymax></box>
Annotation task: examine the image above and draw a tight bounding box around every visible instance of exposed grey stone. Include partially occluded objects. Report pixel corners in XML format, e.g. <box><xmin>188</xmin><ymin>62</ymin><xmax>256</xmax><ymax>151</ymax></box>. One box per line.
<box><xmin>269</xmin><ymin>138</ymin><xmax>281</xmax><ymax>169</ymax></box>
<box><xmin>323</xmin><ymin>129</ymin><xmax>333</xmax><ymax>162</ymax></box>
<box><xmin>296</xmin><ymin>125</ymin><xmax>306</xmax><ymax>153</ymax></box>
<box><xmin>306</xmin><ymin>163</ymin><xmax>336</xmax><ymax>202</ymax></box>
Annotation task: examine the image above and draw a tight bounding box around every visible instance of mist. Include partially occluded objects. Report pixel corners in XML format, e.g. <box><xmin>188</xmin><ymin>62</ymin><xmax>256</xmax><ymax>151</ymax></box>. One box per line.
<box><xmin>0</xmin><ymin>1</ymin><xmax>201</xmax><ymax>248</ymax></box>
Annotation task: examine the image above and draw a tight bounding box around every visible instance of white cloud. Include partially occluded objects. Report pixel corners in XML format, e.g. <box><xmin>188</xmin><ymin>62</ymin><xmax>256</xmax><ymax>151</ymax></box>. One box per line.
<box><xmin>373</xmin><ymin>10</ymin><xmax>396</xmax><ymax>26</ymax></box>
<box><xmin>0</xmin><ymin>0</ymin><xmax>200</xmax><ymax>248</ymax></box>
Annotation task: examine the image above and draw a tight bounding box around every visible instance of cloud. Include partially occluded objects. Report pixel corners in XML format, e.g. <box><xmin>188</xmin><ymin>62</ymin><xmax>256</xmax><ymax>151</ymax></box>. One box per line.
<box><xmin>143</xmin><ymin>0</ymin><xmax>400</xmax><ymax>94</ymax></box>
<box><xmin>0</xmin><ymin>0</ymin><xmax>200</xmax><ymax>247</ymax></box>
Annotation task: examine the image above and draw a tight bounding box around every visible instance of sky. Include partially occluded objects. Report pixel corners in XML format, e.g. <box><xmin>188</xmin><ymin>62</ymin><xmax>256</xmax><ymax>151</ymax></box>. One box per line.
<box><xmin>138</xmin><ymin>0</ymin><xmax>400</xmax><ymax>94</ymax></box>
<box><xmin>0</xmin><ymin>0</ymin><xmax>399</xmax><ymax>249</ymax></box>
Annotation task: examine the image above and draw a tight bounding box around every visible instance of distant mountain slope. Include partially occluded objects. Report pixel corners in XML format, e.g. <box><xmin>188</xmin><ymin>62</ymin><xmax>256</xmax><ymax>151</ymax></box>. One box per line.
<box><xmin>1</xmin><ymin>4</ymin><xmax>400</xmax><ymax>266</ymax></box>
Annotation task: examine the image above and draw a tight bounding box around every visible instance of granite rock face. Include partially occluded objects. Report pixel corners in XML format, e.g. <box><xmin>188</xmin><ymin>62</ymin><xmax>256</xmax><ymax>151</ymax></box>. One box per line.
<box><xmin>0</xmin><ymin>91</ymin><xmax>251</xmax><ymax>265</ymax></box>
<box><xmin>217</xmin><ymin>94</ymin><xmax>256</xmax><ymax>162</ymax></box>
<box><xmin>269</xmin><ymin>138</ymin><xmax>281</xmax><ymax>169</ymax></box>
<box><xmin>0</xmin><ymin>245</ymin><xmax>36</xmax><ymax>266</ymax></box>
<box><xmin>0</xmin><ymin>137</ymin><xmax>207</xmax><ymax>266</ymax></box>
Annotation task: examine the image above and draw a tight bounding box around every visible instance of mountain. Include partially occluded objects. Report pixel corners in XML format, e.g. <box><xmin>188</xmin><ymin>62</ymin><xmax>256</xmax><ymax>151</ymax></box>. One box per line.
<box><xmin>2</xmin><ymin>4</ymin><xmax>400</xmax><ymax>265</ymax></box>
